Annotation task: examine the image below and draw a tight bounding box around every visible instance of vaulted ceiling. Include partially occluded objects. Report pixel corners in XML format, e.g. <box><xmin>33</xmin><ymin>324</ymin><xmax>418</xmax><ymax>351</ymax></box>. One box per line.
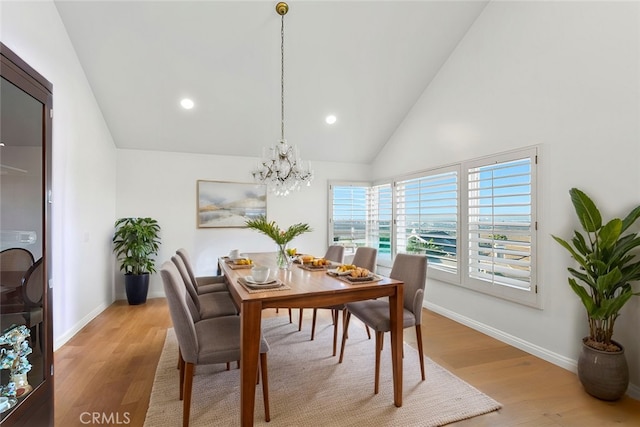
<box><xmin>54</xmin><ymin>1</ymin><xmax>488</xmax><ymax>164</ymax></box>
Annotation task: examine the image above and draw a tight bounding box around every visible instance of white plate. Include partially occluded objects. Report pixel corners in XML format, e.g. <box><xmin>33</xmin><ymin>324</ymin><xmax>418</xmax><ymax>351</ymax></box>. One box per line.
<box><xmin>327</xmin><ymin>268</ymin><xmax>352</xmax><ymax>276</ymax></box>
<box><xmin>245</xmin><ymin>276</ymin><xmax>276</xmax><ymax>285</ymax></box>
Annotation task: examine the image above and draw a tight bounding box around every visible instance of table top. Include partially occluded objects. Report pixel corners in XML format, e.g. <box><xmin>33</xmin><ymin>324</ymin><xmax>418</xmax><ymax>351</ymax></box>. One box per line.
<box><xmin>220</xmin><ymin>252</ymin><xmax>403</xmax><ymax>308</ymax></box>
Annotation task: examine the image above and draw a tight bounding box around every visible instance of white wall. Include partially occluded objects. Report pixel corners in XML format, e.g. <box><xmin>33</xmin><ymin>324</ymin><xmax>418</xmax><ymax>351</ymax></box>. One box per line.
<box><xmin>115</xmin><ymin>149</ymin><xmax>369</xmax><ymax>299</ymax></box>
<box><xmin>372</xmin><ymin>1</ymin><xmax>640</xmax><ymax>395</ymax></box>
<box><xmin>1</xmin><ymin>0</ymin><xmax>118</xmax><ymax>349</ymax></box>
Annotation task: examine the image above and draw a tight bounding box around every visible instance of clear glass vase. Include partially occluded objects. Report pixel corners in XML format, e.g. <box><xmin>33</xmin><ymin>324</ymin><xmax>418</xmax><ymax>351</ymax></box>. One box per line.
<box><xmin>276</xmin><ymin>244</ymin><xmax>292</xmax><ymax>269</ymax></box>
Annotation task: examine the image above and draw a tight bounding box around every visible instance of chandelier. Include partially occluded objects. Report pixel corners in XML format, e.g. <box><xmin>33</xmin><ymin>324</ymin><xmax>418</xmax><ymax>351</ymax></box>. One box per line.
<box><xmin>252</xmin><ymin>2</ymin><xmax>313</xmax><ymax>196</ymax></box>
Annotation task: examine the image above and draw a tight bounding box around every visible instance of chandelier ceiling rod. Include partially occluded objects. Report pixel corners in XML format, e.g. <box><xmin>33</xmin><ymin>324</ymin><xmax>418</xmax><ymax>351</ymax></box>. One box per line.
<box><xmin>279</xmin><ymin>2</ymin><xmax>286</xmax><ymax>142</ymax></box>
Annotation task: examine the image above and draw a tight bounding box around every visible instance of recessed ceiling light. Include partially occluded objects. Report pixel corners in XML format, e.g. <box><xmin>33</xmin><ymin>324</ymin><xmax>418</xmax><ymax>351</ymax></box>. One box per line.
<box><xmin>325</xmin><ymin>115</ymin><xmax>337</xmax><ymax>125</ymax></box>
<box><xmin>180</xmin><ymin>98</ymin><xmax>194</xmax><ymax>110</ymax></box>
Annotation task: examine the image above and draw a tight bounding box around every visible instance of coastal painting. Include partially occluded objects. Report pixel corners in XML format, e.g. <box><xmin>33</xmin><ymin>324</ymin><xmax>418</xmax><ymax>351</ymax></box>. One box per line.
<box><xmin>197</xmin><ymin>180</ymin><xmax>266</xmax><ymax>228</ymax></box>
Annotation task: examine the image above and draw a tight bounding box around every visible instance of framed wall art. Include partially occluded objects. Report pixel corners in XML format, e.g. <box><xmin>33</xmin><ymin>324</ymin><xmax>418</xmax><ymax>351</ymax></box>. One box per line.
<box><xmin>197</xmin><ymin>180</ymin><xmax>267</xmax><ymax>228</ymax></box>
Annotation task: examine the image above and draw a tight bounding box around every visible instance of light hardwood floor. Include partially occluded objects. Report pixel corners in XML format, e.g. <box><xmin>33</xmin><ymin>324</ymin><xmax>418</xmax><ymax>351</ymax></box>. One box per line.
<box><xmin>54</xmin><ymin>298</ymin><xmax>640</xmax><ymax>426</ymax></box>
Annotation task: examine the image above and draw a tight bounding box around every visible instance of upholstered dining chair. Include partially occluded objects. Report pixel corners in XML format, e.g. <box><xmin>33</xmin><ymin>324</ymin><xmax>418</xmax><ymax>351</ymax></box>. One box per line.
<box><xmin>160</xmin><ymin>261</ymin><xmax>271</xmax><ymax>427</ymax></box>
<box><xmin>309</xmin><ymin>247</ymin><xmax>377</xmax><ymax>356</ymax></box>
<box><xmin>171</xmin><ymin>255</ymin><xmax>238</xmax><ymax>318</ymax></box>
<box><xmin>176</xmin><ymin>248</ymin><xmax>228</xmax><ymax>294</ymax></box>
<box><xmin>297</xmin><ymin>245</ymin><xmax>346</xmax><ymax>334</ymax></box>
<box><xmin>324</xmin><ymin>245</ymin><xmax>345</xmax><ymax>264</ymax></box>
<box><xmin>339</xmin><ymin>253</ymin><xmax>427</xmax><ymax>394</ymax></box>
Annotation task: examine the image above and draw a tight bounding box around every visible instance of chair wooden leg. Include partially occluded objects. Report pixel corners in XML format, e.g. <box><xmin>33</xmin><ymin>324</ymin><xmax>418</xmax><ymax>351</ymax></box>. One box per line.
<box><xmin>365</xmin><ymin>325</ymin><xmax>371</xmax><ymax>339</ymax></box>
<box><xmin>179</xmin><ymin>353</ymin><xmax>185</xmax><ymax>401</ymax></box>
<box><xmin>416</xmin><ymin>324</ymin><xmax>426</xmax><ymax>381</ymax></box>
<box><xmin>311</xmin><ymin>308</ymin><xmax>318</xmax><ymax>340</ymax></box>
<box><xmin>260</xmin><ymin>352</ymin><xmax>271</xmax><ymax>422</ymax></box>
<box><xmin>183</xmin><ymin>362</ymin><xmax>194</xmax><ymax>427</ymax></box>
<box><xmin>226</xmin><ymin>362</ymin><xmax>230</xmax><ymax>371</ymax></box>
<box><xmin>298</xmin><ymin>308</ymin><xmax>304</xmax><ymax>331</ymax></box>
<box><xmin>288</xmin><ymin>308</ymin><xmax>292</xmax><ymax>323</ymax></box>
<box><xmin>339</xmin><ymin>311</ymin><xmax>351</xmax><ymax>363</ymax></box>
<box><xmin>332</xmin><ymin>309</ymin><xmax>338</xmax><ymax>356</ymax></box>
<box><xmin>177</xmin><ymin>347</ymin><xmax>182</xmax><ymax>370</ymax></box>
<box><xmin>374</xmin><ymin>331</ymin><xmax>384</xmax><ymax>395</ymax></box>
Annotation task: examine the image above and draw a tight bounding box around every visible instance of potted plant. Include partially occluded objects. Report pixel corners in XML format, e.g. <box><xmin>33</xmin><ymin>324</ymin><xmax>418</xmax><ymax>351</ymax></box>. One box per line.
<box><xmin>245</xmin><ymin>215</ymin><xmax>311</xmax><ymax>269</ymax></box>
<box><xmin>552</xmin><ymin>188</ymin><xmax>640</xmax><ymax>400</ymax></box>
<box><xmin>112</xmin><ymin>217</ymin><xmax>161</xmax><ymax>305</ymax></box>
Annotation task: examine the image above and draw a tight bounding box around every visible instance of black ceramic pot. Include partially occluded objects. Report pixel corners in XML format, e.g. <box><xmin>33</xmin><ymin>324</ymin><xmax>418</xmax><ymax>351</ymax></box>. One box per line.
<box><xmin>124</xmin><ymin>273</ymin><xmax>150</xmax><ymax>305</ymax></box>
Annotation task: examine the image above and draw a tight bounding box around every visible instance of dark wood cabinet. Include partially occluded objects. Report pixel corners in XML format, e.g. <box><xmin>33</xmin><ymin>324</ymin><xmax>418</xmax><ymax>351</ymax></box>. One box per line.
<box><xmin>0</xmin><ymin>42</ymin><xmax>53</xmax><ymax>426</ymax></box>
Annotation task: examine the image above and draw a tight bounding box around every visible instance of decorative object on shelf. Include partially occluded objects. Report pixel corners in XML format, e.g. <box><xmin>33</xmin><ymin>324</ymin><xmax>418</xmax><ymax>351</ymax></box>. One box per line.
<box><xmin>112</xmin><ymin>217</ymin><xmax>162</xmax><ymax>305</ymax></box>
<box><xmin>251</xmin><ymin>2</ymin><xmax>313</xmax><ymax>196</ymax></box>
<box><xmin>245</xmin><ymin>215</ymin><xmax>311</xmax><ymax>269</ymax></box>
<box><xmin>197</xmin><ymin>180</ymin><xmax>266</xmax><ymax>228</ymax></box>
<box><xmin>0</xmin><ymin>325</ymin><xmax>33</xmax><ymax>401</ymax></box>
<box><xmin>552</xmin><ymin>188</ymin><xmax>640</xmax><ymax>401</ymax></box>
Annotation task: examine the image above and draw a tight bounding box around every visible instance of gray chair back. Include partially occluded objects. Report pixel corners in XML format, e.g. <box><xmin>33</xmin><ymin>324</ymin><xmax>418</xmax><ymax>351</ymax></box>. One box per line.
<box><xmin>389</xmin><ymin>253</ymin><xmax>427</xmax><ymax>324</ymax></box>
<box><xmin>171</xmin><ymin>255</ymin><xmax>202</xmax><ymax>322</ymax></box>
<box><xmin>160</xmin><ymin>261</ymin><xmax>199</xmax><ymax>364</ymax></box>
<box><xmin>324</xmin><ymin>245</ymin><xmax>345</xmax><ymax>263</ymax></box>
<box><xmin>176</xmin><ymin>248</ymin><xmax>200</xmax><ymax>287</ymax></box>
<box><xmin>352</xmin><ymin>247</ymin><xmax>378</xmax><ymax>272</ymax></box>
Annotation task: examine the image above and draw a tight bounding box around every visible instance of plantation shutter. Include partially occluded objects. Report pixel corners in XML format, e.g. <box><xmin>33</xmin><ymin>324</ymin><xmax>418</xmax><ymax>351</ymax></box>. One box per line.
<box><xmin>467</xmin><ymin>153</ymin><xmax>535</xmax><ymax>291</ymax></box>
<box><xmin>395</xmin><ymin>167</ymin><xmax>458</xmax><ymax>276</ymax></box>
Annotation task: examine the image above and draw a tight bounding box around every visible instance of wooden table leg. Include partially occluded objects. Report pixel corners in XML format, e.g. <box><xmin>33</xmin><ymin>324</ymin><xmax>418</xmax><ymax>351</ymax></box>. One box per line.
<box><xmin>389</xmin><ymin>283</ymin><xmax>403</xmax><ymax>407</ymax></box>
<box><xmin>240</xmin><ymin>300</ymin><xmax>262</xmax><ymax>426</ymax></box>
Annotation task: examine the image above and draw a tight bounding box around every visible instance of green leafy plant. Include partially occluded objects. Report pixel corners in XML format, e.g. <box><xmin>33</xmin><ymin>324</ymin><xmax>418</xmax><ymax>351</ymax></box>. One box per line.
<box><xmin>112</xmin><ymin>217</ymin><xmax>161</xmax><ymax>275</ymax></box>
<box><xmin>245</xmin><ymin>215</ymin><xmax>311</xmax><ymax>245</ymax></box>
<box><xmin>552</xmin><ymin>188</ymin><xmax>640</xmax><ymax>351</ymax></box>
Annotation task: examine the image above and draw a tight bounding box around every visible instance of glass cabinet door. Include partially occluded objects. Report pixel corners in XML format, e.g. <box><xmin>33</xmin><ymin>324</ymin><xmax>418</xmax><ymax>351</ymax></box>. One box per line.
<box><xmin>0</xmin><ymin>43</ymin><xmax>53</xmax><ymax>426</ymax></box>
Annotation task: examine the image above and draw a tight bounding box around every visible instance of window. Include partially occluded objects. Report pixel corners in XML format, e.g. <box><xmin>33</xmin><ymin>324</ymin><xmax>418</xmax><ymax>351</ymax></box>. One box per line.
<box><xmin>395</xmin><ymin>167</ymin><xmax>459</xmax><ymax>282</ymax></box>
<box><xmin>464</xmin><ymin>148</ymin><xmax>537</xmax><ymax>305</ymax></box>
<box><xmin>329</xmin><ymin>184</ymin><xmax>368</xmax><ymax>249</ymax></box>
<box><xmin>328</xmin><ymin>146</ymin><xmax>539</xmax><ymax>307</ymax></box>
<box><xmin>368</xmin><ymin>184</ymin><xmax>393</xmax><ymax>266</ymax></box>
<box><xmin>328</xmin><ymin>182</ymin><xmax>392</xmax><ymax>265</ymax></box>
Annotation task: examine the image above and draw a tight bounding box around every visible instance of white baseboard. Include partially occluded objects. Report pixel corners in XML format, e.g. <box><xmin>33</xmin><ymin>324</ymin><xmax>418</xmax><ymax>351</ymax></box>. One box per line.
<box><xmin>423</xmin><ymin>301</ymin><xmax>639</xmax><ymax>400</ymax></box>
<box><xmin>115</xmin><ymin>290</ymin><xmax>166</xmax><ymax>301</ymax></box>
<box><xmin>53</xmin><ymin>302</ymin><xmax>110</xmax><ymax>351</ymax></box>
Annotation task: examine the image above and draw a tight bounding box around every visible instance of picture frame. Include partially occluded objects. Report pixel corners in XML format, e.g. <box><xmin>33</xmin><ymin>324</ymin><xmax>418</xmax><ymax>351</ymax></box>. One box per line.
<box><xmin>197</xmin><ymin>180</ymin><xmax>267</xmax><ymax>228</ymax></box>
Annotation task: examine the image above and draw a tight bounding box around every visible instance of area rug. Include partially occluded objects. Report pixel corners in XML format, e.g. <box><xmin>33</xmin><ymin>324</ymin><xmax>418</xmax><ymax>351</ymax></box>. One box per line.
<box><xmin>144</xmin><ymin>316</ymin><xmax>501</xmax><ymax>426</ymax></box>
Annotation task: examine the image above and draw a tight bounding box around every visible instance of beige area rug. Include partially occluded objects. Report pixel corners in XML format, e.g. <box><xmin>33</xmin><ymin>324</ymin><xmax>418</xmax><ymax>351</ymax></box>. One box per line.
<box><xmin>144</xmin><ymin>316</ymin><xmax>501</xmax><ymax>426</ymax></box>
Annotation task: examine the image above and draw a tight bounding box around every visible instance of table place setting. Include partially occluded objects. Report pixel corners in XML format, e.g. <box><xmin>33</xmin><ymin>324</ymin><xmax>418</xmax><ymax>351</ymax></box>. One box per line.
<box><xmin>327</xmin><ymin>265</ymin><xmax>383</xmax><ymax>284</ymax></box>
<box><xmin>296</xmin><ymin>256</ymin><xmax>334</xmax><ymax>271</ymax></box>
<box><xmin>236</xmin><ymin>265</ymin><xmax>291</xmax><ymax>292</ymax></box>
<box><xmin>223</xmin><ymin>249</ymin><xmax>254</xmax><ymax>269</ymax></box>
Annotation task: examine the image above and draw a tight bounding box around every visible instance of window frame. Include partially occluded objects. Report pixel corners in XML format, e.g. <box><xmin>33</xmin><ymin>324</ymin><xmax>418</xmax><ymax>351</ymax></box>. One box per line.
<box><xmin>327</xmin><ymin>181</ymin><xmax>372</xmax><ymax>257</ymax></box>
<box><xmin>461</xmin><ymin>147</ymin><xmax>539</xmax><ymax>307</ymax></box>
<box><xmin>394</xmin><ymin>164</ymin><xmax>461</xmax><ymax>284</ymax></box>
<box><xmin>327</xmin><ymin>146</ymin><xmax>539</xmax><ymax>308</ymax></box>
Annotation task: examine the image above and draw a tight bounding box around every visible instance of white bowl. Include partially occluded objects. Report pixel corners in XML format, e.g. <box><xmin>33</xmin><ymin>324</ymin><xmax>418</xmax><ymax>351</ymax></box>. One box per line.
<box><xmin>251</xmin><ymin>266</ymin><xmax>270</xmax><ymax>283</ymax></box>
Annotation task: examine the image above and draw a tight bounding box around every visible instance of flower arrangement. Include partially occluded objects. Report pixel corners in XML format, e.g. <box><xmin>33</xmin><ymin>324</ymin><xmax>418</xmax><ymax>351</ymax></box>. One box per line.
<box><xmin>245</xmin><ymin>215</ymin><xmax>311</xmax><ymax>268</ymax></box>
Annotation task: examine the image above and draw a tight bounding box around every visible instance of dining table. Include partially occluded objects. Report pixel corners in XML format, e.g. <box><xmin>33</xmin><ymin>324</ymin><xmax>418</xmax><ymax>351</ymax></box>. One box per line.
<box><xmin>219</xmin><ymin>252</ymin><xmax>405</xmax><ymax>426</ymax></box>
